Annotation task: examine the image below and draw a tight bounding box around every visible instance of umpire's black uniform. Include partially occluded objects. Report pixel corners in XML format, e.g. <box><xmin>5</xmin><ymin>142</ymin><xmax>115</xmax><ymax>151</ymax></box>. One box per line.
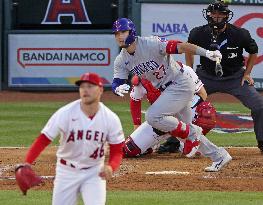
<box><xmin>187</xmin><ymin>23</ymin><xmax>263</xmax><ymax>152</ymax></box>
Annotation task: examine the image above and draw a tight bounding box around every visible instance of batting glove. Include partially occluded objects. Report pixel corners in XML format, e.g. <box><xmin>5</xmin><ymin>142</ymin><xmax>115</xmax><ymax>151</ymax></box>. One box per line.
<box><xmin>115</xmin><ymin>84</ymin><xmax>130</xmax><ymax>97</ymax></box>
<box><xmin>205</xmin><ymin>50</ymin><xmax>222</xmax><ymax>61</ymax></box>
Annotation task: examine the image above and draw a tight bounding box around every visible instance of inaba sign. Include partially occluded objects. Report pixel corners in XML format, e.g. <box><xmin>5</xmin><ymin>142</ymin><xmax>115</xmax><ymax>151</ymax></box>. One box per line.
<box><xmin>152</xmin><ymin>23</ymin><xmax>189</xmax><ymax>37</ymax></box>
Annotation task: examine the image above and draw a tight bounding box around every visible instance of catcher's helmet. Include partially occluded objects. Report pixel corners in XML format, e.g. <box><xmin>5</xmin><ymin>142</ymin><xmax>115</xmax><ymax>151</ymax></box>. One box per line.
<box><xmin>202</xmin><ymin>0</ymin><xmax>233</xmax><ymax>30</ymax></box>
<box><xmin>112</xmin><ymin>18</ymin><xmax>136</xmax><ymax>46</ymax></box>
<box><xmin>193</xmin><ymin>101</ymin><xmax>217</xmax><ymax>135</ymax></box>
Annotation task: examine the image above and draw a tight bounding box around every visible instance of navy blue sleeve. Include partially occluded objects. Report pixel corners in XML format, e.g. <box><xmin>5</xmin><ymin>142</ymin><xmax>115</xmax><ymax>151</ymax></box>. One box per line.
<box><xmin>112</xmin><ymin>78</ymin><xmax>127</xmax><ymax>95</ymax></box>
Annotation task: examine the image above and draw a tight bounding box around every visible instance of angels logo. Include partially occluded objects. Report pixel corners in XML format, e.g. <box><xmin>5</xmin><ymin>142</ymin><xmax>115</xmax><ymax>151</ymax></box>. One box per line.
<box><xmin>233</xmin><ymin>13</ymin><xmax>263</xmax><ymax>65</ymax></box>
<box><xmin>42</xmin><ymin>0</ymin><xmax>91</xmax><ymax>24</ymax></box>
<box><xmin>213</xmin><ymin>111</ymin><xmax>254</xmax><ymax>134</ymax></box>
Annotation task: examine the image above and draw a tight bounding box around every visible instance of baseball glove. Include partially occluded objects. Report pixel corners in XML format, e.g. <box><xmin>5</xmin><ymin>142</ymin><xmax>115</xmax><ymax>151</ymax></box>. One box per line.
<box><xmin>193</xmin><ymin>101</ymin><xmax>216</xmax><ymax>135</ymax></box>
<box><xmin>15</xmin><ymin>164</ymin><xmax>42</xmax><ymax>195</ymax></box>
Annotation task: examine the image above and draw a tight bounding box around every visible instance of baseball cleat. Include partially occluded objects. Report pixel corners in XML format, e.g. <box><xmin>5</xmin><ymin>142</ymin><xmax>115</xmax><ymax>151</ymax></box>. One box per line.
<box><xmin>183</xmin><ymin>139</ymin><xmax>201</xmax><ymax>158</ymax></box>
<box><xmin>205</xmin><ymin>153</ymin><xmax>232</xmax><ymax>172</ymax></box>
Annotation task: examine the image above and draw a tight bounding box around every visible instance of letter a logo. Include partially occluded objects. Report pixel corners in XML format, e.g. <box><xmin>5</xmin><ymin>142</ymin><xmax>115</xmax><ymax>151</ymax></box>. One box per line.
<box><xmin>42</xmin><ymin>0</ymin><xmax>91</xmax><ymax>24</ymax></box>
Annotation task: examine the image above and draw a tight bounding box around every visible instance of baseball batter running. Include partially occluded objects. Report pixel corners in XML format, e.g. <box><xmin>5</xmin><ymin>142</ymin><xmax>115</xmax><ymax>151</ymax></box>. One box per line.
<box><xmin>112</xmin><ymin>18</ymin><xmax>222</xmax><ymax>158</ymax></box>
<box><xmin>123</xmin><ymin>64</ymin><xmax>232</xmax><ymax>172</ymax></box>
<box><xmin>15</xmin><ymin>73</ymin><xmax>125</xmax><ymax>205</ymax></box>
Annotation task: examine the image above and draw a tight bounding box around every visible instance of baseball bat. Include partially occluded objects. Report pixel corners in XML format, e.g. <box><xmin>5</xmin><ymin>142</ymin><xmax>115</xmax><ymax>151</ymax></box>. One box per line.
<box><xmin>215</xmin><ymin>57</ymin><xmax>223</xmax><ymax>77</ymax></box>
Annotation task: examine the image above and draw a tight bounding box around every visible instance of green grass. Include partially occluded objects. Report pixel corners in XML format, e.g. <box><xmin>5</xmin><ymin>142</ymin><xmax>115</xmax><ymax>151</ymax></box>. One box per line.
<box><xmin>0</xmin><ymin>101</ymin><xmax>257</xmax><ymax>146</ymax></box>
<box><xmin>213</xmin><ymin>102</ymin><xmax>250</xmax><ymax>114</ymax></box>
<box><xmin>0</xmin><ymin>190</ymin><xmax>263</xmax><ymax>205</ymax></box>
<box><xmin>207</xmin><ymin>132</ymin><xmax>257</xmax><ymax>147</ymax></box>
<box><xmin>0</xmin><ymin>102</ymin><xmax>65</xmax><ymax>146</ymax></box>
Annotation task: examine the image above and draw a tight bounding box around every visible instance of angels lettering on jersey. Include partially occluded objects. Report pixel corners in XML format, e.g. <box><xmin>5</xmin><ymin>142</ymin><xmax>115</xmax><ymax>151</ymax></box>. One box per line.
<box><xmin>66</xmin><ymin>129</ymin><xmax>105</xmax><ymax>143</ymax></box>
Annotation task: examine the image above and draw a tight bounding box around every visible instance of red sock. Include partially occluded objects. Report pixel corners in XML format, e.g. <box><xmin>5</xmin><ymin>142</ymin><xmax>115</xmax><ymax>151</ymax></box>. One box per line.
<box><xmin>130</xmin><ymin>99</ymin><xmax>142</xmax><ymax>126</ymax></box>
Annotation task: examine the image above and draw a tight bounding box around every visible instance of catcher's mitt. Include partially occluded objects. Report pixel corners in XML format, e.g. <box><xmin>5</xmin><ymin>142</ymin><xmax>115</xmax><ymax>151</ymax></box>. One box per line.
<box><xmin>15</xmin><ymin>164</ymin><xmax>42</xmax><ymax>195</ymax></box>
<box><xmin>193</xmin><ymin>101</ymin><xmax>217</xmax><ymax>135</ymax></box>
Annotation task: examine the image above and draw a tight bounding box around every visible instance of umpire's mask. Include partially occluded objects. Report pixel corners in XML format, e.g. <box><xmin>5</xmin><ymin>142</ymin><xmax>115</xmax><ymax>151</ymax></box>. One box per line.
<box><xmin>202</xmin><ymin>0</ymin><xmax>233</xmax><ymax>31</ymax></box>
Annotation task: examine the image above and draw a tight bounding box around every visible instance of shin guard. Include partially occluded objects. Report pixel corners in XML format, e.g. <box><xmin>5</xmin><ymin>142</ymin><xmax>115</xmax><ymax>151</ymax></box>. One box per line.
<box><xmin>170</xmin><ymin>121</ymin><xmax>190</xmax><ymax>139</ymax></box>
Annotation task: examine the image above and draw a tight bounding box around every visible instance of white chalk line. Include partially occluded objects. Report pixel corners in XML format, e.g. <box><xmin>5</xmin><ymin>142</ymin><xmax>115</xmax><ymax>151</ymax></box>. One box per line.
<box><xmin>0</xmin><ymin>176</ymin><xmax>55</xmax><ymax>180</ymax></box>
<box><xmin>144</xmin><ymin>170</ymin><xmax>263</xmax><ymax>180</ymax></box>
<box><xmin>0</xmin><ymin>175</ymin><xmax>124</xmax><ymax>180</ymax></box>
<box><xmin>146</xmin><ymin>171</ymin><xmax>190</xmax><ymax>175</ymax></box>
<box><xmin>203</xmin><ymin>175</ymin><xmax>263</xmax><ymax>179</ymax></box>
<box><xmin>144</xmin><ymin>171</ymin><xmax>263</xmax><ymax>179</ymax></box>
<box><xmin>0</xmin><ymin>146</ymin><xmax>58</xmax><ymax>149</ymax></box>
<box><xmin>1</xmin><ymin>174</ymin><xmax>261</xmax><ymax>181</ymax></box>
<box><xmin>0</xmin><ymin>146</ymin><xmax>258</xmax><ymax>149</ymax></box>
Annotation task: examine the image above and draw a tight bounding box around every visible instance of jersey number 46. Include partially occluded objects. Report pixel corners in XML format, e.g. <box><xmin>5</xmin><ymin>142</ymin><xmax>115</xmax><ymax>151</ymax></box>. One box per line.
<box><xmin>89</xmin><ymin>144</ymin><xmax>105</xmax><ymax>160</ymax></box>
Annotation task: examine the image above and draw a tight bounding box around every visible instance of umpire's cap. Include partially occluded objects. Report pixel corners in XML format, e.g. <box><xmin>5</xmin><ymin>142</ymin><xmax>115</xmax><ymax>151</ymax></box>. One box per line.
<box><xmin>75</xmin><ymin>72</ymin><xmax>103</xmax><ymax>87</ymax></box>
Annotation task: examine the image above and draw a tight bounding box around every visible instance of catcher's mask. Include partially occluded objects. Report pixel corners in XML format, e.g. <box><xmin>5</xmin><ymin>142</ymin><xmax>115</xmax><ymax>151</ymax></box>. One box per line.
<box><xmin>202</xmin><ymin>0</ymin><xmax>233</xmax><ymax>31</ymax></box>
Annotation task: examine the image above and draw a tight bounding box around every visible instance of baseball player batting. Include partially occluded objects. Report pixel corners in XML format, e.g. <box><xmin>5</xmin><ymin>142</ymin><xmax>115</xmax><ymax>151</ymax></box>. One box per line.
<box><xmin>123</xmin><ymin>64</ymin><xmax>232</xmax><ymax>171</ymax></box>
<box><xmin>112</xmin><ymin>18</ymin><xmax>222</xmax><ymax>158</ymax></box>
<box><xmin>15</xmin><ymin>73</ymin><xmax>125</xmax><ymax>205</ymax></box>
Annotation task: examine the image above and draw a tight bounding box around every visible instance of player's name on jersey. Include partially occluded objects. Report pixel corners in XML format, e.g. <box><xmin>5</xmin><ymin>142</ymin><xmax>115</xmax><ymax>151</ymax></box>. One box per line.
<box><xmin>66</xmin><ymin>129</ymin><xmax>105</xmax><ymax>143</ymax></box>
<box><xmin>130</xmin><ymin>60</ymin><xmax>159</xmax><ymax>76</ymax></box>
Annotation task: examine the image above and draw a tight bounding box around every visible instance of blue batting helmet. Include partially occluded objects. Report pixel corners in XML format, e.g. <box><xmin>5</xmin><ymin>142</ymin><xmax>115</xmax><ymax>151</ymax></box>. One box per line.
<box><xmin>112</xmin><ymin>18</ymin><xmax>136</xmax><ymax>46</ymax></box>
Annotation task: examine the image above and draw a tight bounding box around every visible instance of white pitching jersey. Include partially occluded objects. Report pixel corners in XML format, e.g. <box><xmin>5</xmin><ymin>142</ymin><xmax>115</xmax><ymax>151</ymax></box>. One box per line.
<box><xmin>42</xmin><ymin>100</ymin><xmax>124</xmax><ymax>169</ymax></box>
<box><xmin>114</xmin><ymin>36</ymin><xmax>183</xmax><ymax>88</ymax></box>
<box><xmin>130</xmin><ymin>64</ymin><xmax>204</xmax><ymax>101</ymax></box>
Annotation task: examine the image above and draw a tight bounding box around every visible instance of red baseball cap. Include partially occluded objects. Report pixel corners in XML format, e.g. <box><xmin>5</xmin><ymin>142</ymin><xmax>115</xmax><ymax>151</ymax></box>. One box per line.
<box><xmin>75</xmin><ymin>72</ymin><xmax>103</xmax><ymax>87</ymax></box>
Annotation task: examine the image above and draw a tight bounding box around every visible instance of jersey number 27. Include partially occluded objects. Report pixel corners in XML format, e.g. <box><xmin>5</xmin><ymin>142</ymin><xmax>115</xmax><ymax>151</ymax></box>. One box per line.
<box><xmin>153</xmin><ymin>65</ymin><xmax>166</xmax><ymax>80</ymax></box>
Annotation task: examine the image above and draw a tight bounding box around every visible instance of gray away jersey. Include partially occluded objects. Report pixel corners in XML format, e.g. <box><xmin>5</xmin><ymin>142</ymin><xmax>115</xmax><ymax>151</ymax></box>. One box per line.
<box><xmin>114</xmin><ymin>36</ymin><xmax>183</xmax><ymax>88</ymax></box>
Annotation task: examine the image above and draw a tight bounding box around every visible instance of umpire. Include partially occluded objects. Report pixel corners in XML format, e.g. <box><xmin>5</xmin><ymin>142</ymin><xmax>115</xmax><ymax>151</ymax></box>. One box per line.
<box><xmin>185</xmin><ymin>0</ymin><xmax>263</xmax><ymax>153</ymax></box>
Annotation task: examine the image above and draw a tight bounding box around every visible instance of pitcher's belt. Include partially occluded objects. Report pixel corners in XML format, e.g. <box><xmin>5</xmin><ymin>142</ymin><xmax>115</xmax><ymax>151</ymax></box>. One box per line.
<box><xmin>60</xmin><ymin>159</ymin><xmax>91</xmax><ymax>170</ymax></box>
